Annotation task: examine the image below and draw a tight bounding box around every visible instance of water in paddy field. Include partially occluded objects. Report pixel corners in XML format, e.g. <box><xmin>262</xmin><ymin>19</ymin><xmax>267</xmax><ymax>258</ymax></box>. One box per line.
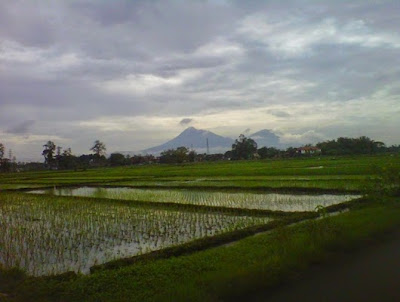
<box><xmin>0</xmin><ymin>196</ymin><xmax>272</xmax><ymax>276</ymax></box>
<box><xmin>29</xmin><ymin>186</ymin><xmax>360</xmax><ymax>212</ymax></box>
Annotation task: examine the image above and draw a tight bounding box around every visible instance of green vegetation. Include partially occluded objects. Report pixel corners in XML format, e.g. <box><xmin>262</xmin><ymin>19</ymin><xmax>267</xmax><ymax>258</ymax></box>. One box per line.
<box><xmin>159</xmin><ymin>147</ymin><xmax>195</xmax><ymax>164</ymax></box>
<box><xmin>0</xmin><ymin>193</ymin><xmax>272</xmax><ymax>276</ymax></box>
<box><xmin>0</xmin><ymin>184</ymin><xmax>45</xmax><ymax>190</ymax></box>
<box><xmin>1</xmin><ymin>155</ymin><xmax>398</xmax><ymax>190</ymax></box>
<box><xmin>316</xmin><ymin>136</ymin><xmax>389</xmax><ymax>155</ymax></box>
<box><xmin>30</xmin><ymin>186</ymin><xmax>358</xmax><ymax>212</ymax></box>
<box><xmin>370</xmin><ymin>163</ymin><xmax>400</xmax><ymax>197</ymax></box>
<box><xmin>42</xmin><ymin>141</ymin><xmax>56</xmax><ymax>168</ymax></box>
<box><xmin>0</xmin><ymin>200</ymin><xmax>399</xmax><ymax>301</ymax></box>
<box><xmin>110</xmin><ymin>176</ymin><xmax>366</xmax><ymax>192</ymax></box>
<box><xmin>0</xmin><ymin>154</ymin><xmax>399</xmax><ymax>301</ymax></box>
<box><xmin>230</xmin><ymin>134</ymin><xmax>258</xmax><ymax>160</ymax></box>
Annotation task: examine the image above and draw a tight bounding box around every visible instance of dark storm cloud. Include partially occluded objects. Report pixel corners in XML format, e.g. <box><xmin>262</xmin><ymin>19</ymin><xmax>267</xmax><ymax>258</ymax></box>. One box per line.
<box><xmin>1</xmin><ymin>0</ymin><xmax>399</xmax><ymax>160</ymax></box>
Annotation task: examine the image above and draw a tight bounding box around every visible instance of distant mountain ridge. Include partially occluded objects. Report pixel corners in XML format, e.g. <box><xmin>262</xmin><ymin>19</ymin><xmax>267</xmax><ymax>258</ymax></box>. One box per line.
<box><xmin>250</xmin><ymin>129</ymin><xmax>281</xmax><ymax>148</ymax></box>
<box><xmin>142</xmin><ymin>127</ymin><xmax>234</xmax><ymax>154</ymax></box>
<box><xmin>140</xmin><ymin>127</ymin><xmax>282</xmax><ymax>155</ymax></box>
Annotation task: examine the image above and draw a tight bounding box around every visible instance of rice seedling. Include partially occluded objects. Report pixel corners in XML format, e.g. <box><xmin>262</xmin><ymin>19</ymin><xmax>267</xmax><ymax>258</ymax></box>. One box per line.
<box><xmin>29</xmin><ymin>186</ymin><xmax>360</xmax><ymax>212</ymax></box>
<box><xmin>0</xmin><ymin>193</ymin><xmax>272</xmax><ymax>276</ymax></box>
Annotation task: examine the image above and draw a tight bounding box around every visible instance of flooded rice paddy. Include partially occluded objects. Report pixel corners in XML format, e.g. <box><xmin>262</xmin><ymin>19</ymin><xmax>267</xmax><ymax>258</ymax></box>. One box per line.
<box><xmin>1</xmin><ymin>186</ymin><xmax>359</xmax><ymax>276</ymax></box>
<box><xmin>0</xmin><ymin>195</ymin><xmax>271</xmax><ymax>276</ymax></box>
<box><xmin>29</xmin><ymin>186</ymin><xmax>360</xmax><ymax>212</ymax></box>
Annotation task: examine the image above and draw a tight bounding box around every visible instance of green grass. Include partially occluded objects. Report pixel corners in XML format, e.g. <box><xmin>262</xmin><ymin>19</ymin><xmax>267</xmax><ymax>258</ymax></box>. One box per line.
<box><xmin>1</xmin><ymin>198</ymin><xmax>399</xmax><ymax>301</ymax></box>
<box><xmin>0</xmin><ymin>184</ymin><xmax>46</xmax><ymax>190</ymax></box>
<box><xmin>1</xmin><ymin>154</ymin><xmax>398</xmax><ymax>191</ymax></box>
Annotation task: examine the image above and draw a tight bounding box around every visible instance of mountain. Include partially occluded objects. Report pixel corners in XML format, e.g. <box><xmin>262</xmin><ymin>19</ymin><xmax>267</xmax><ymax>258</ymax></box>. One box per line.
<box><xmin>142</xmin><ymin>127</ymin><xmax>234</xmax><ymax>154</ymax></box>
<box><xmin>250</xmin><ymin>129</ymin><xmax>281</xmax><ymax>148</ymax></box>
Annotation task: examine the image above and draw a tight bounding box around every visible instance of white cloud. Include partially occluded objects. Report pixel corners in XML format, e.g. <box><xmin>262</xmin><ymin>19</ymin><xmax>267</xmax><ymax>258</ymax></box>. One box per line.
<box><xmin>0</xmin><ymin>40</ymin><xmax>44</xmax><ymax>63</ymax></box>
<box><xmin>78</xmin><ymin>86</ymin><xmax>400</xmax><ymax>146</ymax></box>
<box><xmin>238</xmin><ymin>15</ymin><xmax>400</xmax><ymax>57</ymax></box>
<box><xmin>80</xmin><ymin>115</ymin><xmax>181</xmax><ymax>134</ymax></box>
<box><xmin>193</xmin><ymin>38</ymin><xmax>244</xmax><ymax>58</ymax></box>
<box><xmin>279</xmin><ymin>130</ymin><xmax>326</xmax><ymax>145</ymax></box>
<box><xmin>98</xmin><ymin>69</ymin><xmax>202</xmax><ymax>95</ymax></box>
<box><xmin>0</xmin><ymin>40</ymin><xmax>82</xmax><ymax>78</ymax></box>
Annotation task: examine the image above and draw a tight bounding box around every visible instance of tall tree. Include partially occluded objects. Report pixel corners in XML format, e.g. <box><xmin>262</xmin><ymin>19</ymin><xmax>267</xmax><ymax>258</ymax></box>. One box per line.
<box><xmin>90</xmin><ymin>140</ymin><xmax>107</xmax><ymax>157</ymax></box>
<box><xmin>0</xmin><ymin>143</ymin><xmax>4</xmax><ymax>159</ymax></box>
<box><xmin>231</xmin><ymin>134</ymin><xmax>258</xmax><ymax>160</ymax></box>
<box><xmin>0</xmin><ymin>143</ymin><xmax>11</xmax><ymax>172</ymax></box>
<box><xmin>42</xmin><ymin>141</ymin><xmax>56</xmax><ymax>166</ymax></box>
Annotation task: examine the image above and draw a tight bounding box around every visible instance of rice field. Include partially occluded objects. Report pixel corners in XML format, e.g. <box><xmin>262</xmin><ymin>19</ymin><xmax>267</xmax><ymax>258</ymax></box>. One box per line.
<box><xmin>0</xmin><ymin>184</ymin><xmax>46</xmax><ymax>190</ymax></box>
<box><xmin>29</xmin><ymin>186</ymin><xmax>359</xmax><ymax>212</ymax></box>
<box><xmin>1</xmin><ymin>155</ymin><xmax>392</xmax><ymax>280</ymax></box>
<box><xmin>0</xmin><ymin>193</ymin><xmax>272</xmax><ymax>276</ymax></box>
<box><xmin>110</xmin><ymin>178</ymin><xmax>364</xmax><ymax>191</ymax></box>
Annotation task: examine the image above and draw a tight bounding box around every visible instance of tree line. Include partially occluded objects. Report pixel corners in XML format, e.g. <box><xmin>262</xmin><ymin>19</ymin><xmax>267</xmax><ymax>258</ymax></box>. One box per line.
<box><xmin>0</xmin><ymin>135</ymin><xmax>399</xmax><ymax>172</ymax></box>
<box><xmin>316</xmin><ymin>136</ymin><xmax>387</xmax><ymax>155</ymax></box>
<box><xmin>154</xmin><ymin>135</ymin><xmax>399</xmax><ymax>163</ymax></box>
<box><xmin>227</xmin><ymin>135</ymin><xmax>399</xmax><ymax>160</ymax></box>
<box><xmin>40</xmin><ymin>140</ymin><xmax>108</xmax><ymax>170</ymax></box>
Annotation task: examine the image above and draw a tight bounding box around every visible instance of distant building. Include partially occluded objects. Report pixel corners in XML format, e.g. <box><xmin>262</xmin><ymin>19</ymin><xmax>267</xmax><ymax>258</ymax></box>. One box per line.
<box><xmin>297</xmin><ymin>146</ymin><xmax>321</xmax><ymax>155</ymax></box>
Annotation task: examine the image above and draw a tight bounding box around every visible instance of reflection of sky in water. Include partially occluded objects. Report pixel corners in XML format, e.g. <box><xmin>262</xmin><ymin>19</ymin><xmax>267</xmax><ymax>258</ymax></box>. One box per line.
<box><xmin>30</xmin><ymin>187</ymin><xmax>360</xmax><ymax>212</ymax></box>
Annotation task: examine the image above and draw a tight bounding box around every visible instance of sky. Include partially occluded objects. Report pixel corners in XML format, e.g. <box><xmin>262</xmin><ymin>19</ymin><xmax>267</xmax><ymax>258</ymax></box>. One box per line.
<box><xmin>1</xmin><ymin>0</ymin><xmax>399</xmax><ymax>161</ymax></box>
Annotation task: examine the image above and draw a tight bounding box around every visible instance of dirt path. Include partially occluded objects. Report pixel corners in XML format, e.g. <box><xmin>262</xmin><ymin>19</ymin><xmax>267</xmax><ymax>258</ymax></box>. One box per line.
<box><xmin>245</xmin><ymin>231</ymin><xmax>400</xmax><ymax>302</ymax></box>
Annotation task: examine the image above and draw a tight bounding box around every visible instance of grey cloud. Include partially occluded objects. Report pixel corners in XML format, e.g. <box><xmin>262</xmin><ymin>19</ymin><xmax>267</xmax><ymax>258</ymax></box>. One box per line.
<box><xmin>1</xmin><ymin>0</ymin><xmax>399</xmax><ymax>160</ymax></box>
<box><xmin>267</xmin><ymin>110</ymin><xmax>291</xmax><ymax>118</ymax></box>
<box><xmin>179</xmin><ymin>118</ymin><xmax>193</xmax><ymax>126</ymax></box>
<box><xmin>0</xmin><ymin>1</ymin><xmax>55</xmax><ymax>47</ymax></box>
<box><xmin>60</xmin><ymin>1</ymin><xmax>238</xmax><ymax>60</ymax></box>
<box><xmin>6</xmin><ymin>120</ymin><xmax>35</xmax><ymax>134</ymax></box>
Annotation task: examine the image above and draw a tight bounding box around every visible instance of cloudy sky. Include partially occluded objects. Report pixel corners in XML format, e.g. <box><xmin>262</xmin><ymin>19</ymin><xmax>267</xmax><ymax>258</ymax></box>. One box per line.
<box><xmin>1</xmin><ymin>0</ymin><xmax>399</xmax><ymax>161</ymax></box>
